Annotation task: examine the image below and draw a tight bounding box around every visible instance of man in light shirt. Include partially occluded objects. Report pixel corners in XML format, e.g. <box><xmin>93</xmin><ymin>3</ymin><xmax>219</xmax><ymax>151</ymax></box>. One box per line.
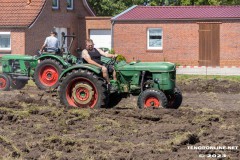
<box><xmin>40</xmin><ymin>31</ymin><xmax>59</xmax><ymax>53</ymax></box>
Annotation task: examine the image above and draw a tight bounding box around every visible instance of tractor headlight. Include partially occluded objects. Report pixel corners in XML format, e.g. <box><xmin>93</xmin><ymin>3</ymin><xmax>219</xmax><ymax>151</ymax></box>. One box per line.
<box><xmin>154</xmin><ymin>78</ymin><xmax>160</xmax><ymax>83</ymax></box>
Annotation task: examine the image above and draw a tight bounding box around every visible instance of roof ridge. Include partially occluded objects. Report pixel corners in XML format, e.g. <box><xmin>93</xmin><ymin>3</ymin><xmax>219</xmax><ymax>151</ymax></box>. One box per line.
<box><xmin>115</xmin><ymin>5</ymin><xmax>240</xmax><ymax>21</ymax></box>
<box><xmin>112</xmin><ymin>5</ymin><xmax>138</xmax><ymax>20</ymax></box>
<box><xmin>137</xmin><ymin>5</ymin><xmax>240</xmax><ymax>8</ymax></box>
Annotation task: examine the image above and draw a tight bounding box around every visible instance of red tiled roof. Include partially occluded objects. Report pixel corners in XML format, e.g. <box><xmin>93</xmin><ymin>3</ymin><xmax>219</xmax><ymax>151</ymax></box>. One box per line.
<box><xmin>0</xmin><ymin>0</ymin><xmax>46</xmax><ymax>27</ymax></box>
<box><xmin>113</xmin><ymin>5</ymin><xmax>240</xmax><ymax>21</ymax></box>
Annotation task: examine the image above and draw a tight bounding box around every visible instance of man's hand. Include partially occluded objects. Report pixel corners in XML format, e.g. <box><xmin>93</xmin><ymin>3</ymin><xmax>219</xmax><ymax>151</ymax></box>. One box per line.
<box><xmin>37</xmin><ymin>50</ymin><xmax>42</xmax><ymax>56</ymax></box>
<box><xmin>112</xmin><ymin>54</ymin><xmax>118</xmax><ymax>58</ymax></box>
<box><xmin>101</xmin><ymin>66</ymin><xmax>108</xmax><ymax>72</ymax></box>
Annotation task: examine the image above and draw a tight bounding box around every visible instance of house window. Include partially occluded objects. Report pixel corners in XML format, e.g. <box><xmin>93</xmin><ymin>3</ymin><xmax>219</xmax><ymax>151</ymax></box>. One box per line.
<box><xmin>67</xmin><ymin>0</ymin><xmax>73</xmax><ymax>10</ymax></box>
<box><xmin>52</xmin><ymin>0</ymin><xmax>59</xmax><ymax>9</ymax></box>
<box><xmin>0</xmin><ymin>32</ymin><xmax>11</xmax><ymax>50</ymax></box>
<box><xmin>147</xmin><ymin>28</ymin><xmax>163</xmax><ymax>50</ymax></box>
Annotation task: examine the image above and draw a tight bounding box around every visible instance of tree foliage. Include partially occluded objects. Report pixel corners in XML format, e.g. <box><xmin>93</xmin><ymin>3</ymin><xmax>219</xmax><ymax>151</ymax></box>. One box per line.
<box><xmin>87</xmin><ymin>0</ymin><xmax>240</xmax><ymax>16</ymax></box>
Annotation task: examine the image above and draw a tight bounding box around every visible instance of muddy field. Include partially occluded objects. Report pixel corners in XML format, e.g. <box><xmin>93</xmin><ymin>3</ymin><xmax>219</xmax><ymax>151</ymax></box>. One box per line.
<box><xmin>0</xmin><ymin>78</ymin><xmax>239</xmax><ymax>160</ymax></box>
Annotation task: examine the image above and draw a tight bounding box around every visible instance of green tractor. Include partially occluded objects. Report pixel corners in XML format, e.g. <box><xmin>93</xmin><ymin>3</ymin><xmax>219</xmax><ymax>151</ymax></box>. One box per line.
<box><xmin>0</xmin><ymin>55</ymin><xmax>38</xmax><ymax>91</ymax></box>
<box><xmin>58</xmin><ymin>56</ymin><xmax>182</xmax><ymax>109</ymax></box>
<box><xmin>0</xmin><ymin>33</ymin><xmax>78</xmax><ymax>91</ymax></box>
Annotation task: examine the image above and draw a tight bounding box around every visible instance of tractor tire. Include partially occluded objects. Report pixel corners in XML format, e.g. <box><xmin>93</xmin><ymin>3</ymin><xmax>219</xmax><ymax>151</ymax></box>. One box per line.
<box><xmin>59</xmin><ymin>69</ymin><xmax>108</xmax><ymax>108</ymax></box>
<box><xmin>34</xmin><ymin>59</ymin><xmax>63</xmax><ymax>90</ymax></box>
<box><xmin>137</xmin><ymin>89</ymin><xmax>168</xmax><ymax>109</ymax></box>
<box><xmin>0</xmin><ymin>73</ymin><xmax>11</xmax><ymax>91</ymax></box>
<box><xmin>166</xmin><ymin>87</ymin><xmax>183</xmax><ymax>109</ymax></box>
<box><xmin>11</xmin><ymin>79</ymin><xmax>28</xmax><ymax>90</ymax></box>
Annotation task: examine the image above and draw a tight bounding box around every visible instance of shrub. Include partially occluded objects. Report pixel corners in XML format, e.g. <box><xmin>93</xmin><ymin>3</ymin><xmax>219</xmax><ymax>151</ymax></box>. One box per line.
<box><xmin>109</xmin><ymin>49</ymin><xmax>126</xmax><ymax>62</ymax></box>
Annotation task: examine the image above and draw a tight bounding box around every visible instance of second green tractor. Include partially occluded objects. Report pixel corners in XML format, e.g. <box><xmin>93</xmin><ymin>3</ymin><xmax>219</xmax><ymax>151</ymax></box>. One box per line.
<box><xmin>0</xmin><ymin>34</ymin><xmax>77</xmax><ymax>91</ymax></box>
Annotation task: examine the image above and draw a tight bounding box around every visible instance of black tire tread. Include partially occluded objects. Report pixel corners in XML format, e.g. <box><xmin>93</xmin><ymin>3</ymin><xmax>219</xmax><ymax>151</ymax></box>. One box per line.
<box><xmin>166</xmin><ymin>87</ymin><xmax>183</xmax><ymax>109</ymax></box>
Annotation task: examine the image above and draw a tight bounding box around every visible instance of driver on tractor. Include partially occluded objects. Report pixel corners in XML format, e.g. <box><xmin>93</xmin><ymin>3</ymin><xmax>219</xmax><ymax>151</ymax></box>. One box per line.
<box><xmin>82</xmin><ymin>39</ymin><xmax>117</xmax><ymax>91</ymax></box>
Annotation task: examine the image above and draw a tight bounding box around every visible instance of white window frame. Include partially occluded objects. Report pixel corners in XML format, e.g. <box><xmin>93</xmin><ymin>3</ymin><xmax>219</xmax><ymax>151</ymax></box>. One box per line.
<box><xmin>147</xmin><ymin>28</ymin><xmax>163</xmax><ymax>50</ymax></box>
<box><xmin>55</xmin><ymin>28</ymin><xmax>68</xmax><ymax>51</ymax></box>
<box><xmin>67</xmin><ymin>0</ymin><xmax>74</xmax><ymax>10</ymax></box>
<box><xmin>0</xmin><ymin>32</ymin><xmax>11</xmax><ymax>51</ymax></box>
<box><xmin>52</xmin><ymin>0</ymin><xmax>59</xmax><ymax>9</ymax></box>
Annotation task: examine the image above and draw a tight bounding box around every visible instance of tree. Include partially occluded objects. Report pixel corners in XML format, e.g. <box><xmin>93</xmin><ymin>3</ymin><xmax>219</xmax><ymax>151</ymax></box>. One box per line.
<box><xmin>87</xmin><ymin>0</ymin><xmax>128</xmax><ymax>16</ymax></box>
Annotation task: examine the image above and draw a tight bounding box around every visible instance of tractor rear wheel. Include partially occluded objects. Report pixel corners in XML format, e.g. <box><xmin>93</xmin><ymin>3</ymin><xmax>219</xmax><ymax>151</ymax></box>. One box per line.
<box><xmin>11</xmin><ymin>79</ymin><xmax>28</xmax><ymax>90</ymax></box>
<box><xmin>34</xmin><ymin>59</ymin><xmax>63</xmax><ymax>90</ymax></box>
<box><xmin>59</xmin><ymin>69</ymin><xmax>108</xmax><ymax>108</ymax></box>
<box><xmin>166</xmin><ymin>87</ymin><xmax>183</xmax><ymax>109</ymax></box>
<box><xmin>0</xmin><ymin>73</ymin><xmax>11</xmax><ymax>91</ymax></box>
<box><xmin>137</xmin><ymin>89</ymin><xmax>168</xmax><ymax>108</ymax></box>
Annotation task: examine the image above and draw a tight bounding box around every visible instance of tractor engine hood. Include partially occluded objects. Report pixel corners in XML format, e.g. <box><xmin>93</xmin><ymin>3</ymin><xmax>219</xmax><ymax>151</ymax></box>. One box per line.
<box><xmin>118</xmin><ymin>61</ymin><xmax>176</xmax><ymax>72</ymax></box>
<box><xmin>1</xmin><ymin>54</ymin><xmax>36</xmax><ymax>61</ymax></box>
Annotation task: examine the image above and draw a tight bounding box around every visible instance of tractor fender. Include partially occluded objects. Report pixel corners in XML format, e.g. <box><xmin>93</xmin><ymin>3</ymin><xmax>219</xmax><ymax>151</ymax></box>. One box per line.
<box><xmin>37</xmin><ymin>54</ymin><xmax>69</xmax><ymax>68</ymax></box>
<box><xmin>59</xmin><ymin>64</ymin><xmax>101</xmax><ymax>80</ymax></box>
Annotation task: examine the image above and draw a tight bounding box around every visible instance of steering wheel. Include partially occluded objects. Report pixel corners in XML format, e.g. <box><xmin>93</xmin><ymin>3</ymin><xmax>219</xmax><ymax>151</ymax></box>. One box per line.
<box><xmin>106</xmin><ymin>55</ymin><xmax>118</xmax><ymax>69</ymax></box>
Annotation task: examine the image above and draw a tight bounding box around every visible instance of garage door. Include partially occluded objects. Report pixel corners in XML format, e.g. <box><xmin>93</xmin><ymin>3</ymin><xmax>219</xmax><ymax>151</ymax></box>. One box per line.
<box><xmin>90</xmin><ymin>30</ymin><xmax>111</xmax><ymax>50</ymax></box>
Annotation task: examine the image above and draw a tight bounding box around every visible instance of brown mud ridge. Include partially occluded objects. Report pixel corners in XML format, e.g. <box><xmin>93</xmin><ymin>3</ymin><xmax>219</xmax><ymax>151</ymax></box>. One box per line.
<box><xmin>0</xmin><ymin>79</ymin><xmax>239</xmax><ymax>159</ymax></box>
<box><xmin>178</xmin><ymin>78</ymin><xmax>240</xmax><ymax>93</ymax></box>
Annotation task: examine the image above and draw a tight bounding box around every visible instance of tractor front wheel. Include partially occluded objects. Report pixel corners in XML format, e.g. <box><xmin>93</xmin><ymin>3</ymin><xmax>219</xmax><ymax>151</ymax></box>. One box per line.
<box><xmin>59</xmin><ymin>69</ymin><xmax>108</xmax><ymax>108</ymax></box>
<box><xmin>34</xmin><ymin>59</ymin><xmax>63</xmax><ymax>90</ymax></box>
<box><xmin>137</xmin><ymin>89</ymin><xmax>168</xmax><ymax>108</ymax></box>
<box><xmin>166</xmin><ymin>87</ymin><xmax>183</xmax><ymax>109</ymax></box>
<box><xmin>0</xmin><ymin>73</ymin><xmax>11</xmax><ymax>91</ymax></box>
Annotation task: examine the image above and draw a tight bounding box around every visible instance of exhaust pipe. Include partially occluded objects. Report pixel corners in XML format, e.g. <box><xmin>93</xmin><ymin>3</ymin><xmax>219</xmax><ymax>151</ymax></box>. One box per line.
<box><xmin>13</xmin><ymin>76</ymin><xmax>30</xmax><ymax>80</ymax></box>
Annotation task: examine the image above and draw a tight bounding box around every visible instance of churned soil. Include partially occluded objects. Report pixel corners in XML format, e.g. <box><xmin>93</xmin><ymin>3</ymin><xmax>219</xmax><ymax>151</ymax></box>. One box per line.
<box><xmin>0</xmin><ymin>79</ymin><xmax>239</xmax><ymax>160</ymax></box>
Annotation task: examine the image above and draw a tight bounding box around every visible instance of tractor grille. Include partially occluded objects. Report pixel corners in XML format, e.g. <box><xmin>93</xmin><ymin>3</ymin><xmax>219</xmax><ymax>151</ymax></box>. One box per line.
<box><xmin>169</xmin><ymin>71</ymin><xmax>176</xmax><ymax>81</ymax></box>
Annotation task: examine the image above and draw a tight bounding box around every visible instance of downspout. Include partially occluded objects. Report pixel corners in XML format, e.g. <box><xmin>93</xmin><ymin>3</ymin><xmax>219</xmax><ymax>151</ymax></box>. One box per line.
<box><xmin>78</xmin><ymin>19</ymin><xmax>80</xmax><ymax>49</ymax></box>
<box><xmin>110</xmin><ymin>5</ymin><xmax>138</xmax><ymax>50</ymax></box>
<box><xmin>111</xmin><ymin>20</ymin><xmax>115</xmax><ymax>49</ymax></box>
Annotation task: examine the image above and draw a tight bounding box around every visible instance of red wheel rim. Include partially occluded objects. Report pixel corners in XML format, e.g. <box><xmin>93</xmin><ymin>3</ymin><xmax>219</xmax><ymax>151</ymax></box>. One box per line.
<box><xmin>0</xmin><ymin>78</ymin><xmax>6</xmax><ymax>89</ymax></box>
<box><xmin>66</xmin><ymin>77</ymin><xmax>98</xmax><ymax>108</ymax></box>
<box><xmin>144</xmin><ymin>96</ymin><xmax>160</xmax><ymax>108</ymax></box>
<box><xmin>39</xmin><ymin>65</ymin><xmax>59</xmax><ymax>86</ymax></box>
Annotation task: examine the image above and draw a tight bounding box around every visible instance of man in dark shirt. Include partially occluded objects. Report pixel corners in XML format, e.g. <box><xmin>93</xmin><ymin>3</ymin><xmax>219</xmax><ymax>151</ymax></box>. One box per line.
<box><xmin>82</xmin><ymin>39</ymin><xmax>117</xmax><ymax>89</ymax></box>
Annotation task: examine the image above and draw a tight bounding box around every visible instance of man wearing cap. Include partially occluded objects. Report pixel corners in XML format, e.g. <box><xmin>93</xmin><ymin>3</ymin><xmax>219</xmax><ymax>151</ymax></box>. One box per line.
<box><xmin>40</xmin><ymin>31</ymin><xmax>59</xmax><ymax>53</ymax></box>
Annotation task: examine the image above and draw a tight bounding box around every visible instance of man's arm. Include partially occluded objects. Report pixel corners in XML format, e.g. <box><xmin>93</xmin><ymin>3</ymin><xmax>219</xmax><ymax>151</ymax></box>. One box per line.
<box><xmin>82</xmin><ymin>49</ymin><xmax>103</xmax><ymax>68</ymax></box>
<box><xmin>40</xmin><ymin>38</ymin><xmax>48</xmax><ymax>52</ymax></box>
<box><xmin>40</xmin><ymin>44</ymin><xmax>46</xmax><ymax>52</ymax></box>
<box><xmin>97</xmin><ymin>48</ymin><xmax>116</xmax><ymax>58</ymax></box>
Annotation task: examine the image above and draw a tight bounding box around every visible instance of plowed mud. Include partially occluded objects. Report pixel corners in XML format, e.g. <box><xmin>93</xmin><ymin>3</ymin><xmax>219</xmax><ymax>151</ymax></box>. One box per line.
<box><xmin>0</xmin><ymin>79</ymin><xmax>239</xmax><ymax>160</ymax></box>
